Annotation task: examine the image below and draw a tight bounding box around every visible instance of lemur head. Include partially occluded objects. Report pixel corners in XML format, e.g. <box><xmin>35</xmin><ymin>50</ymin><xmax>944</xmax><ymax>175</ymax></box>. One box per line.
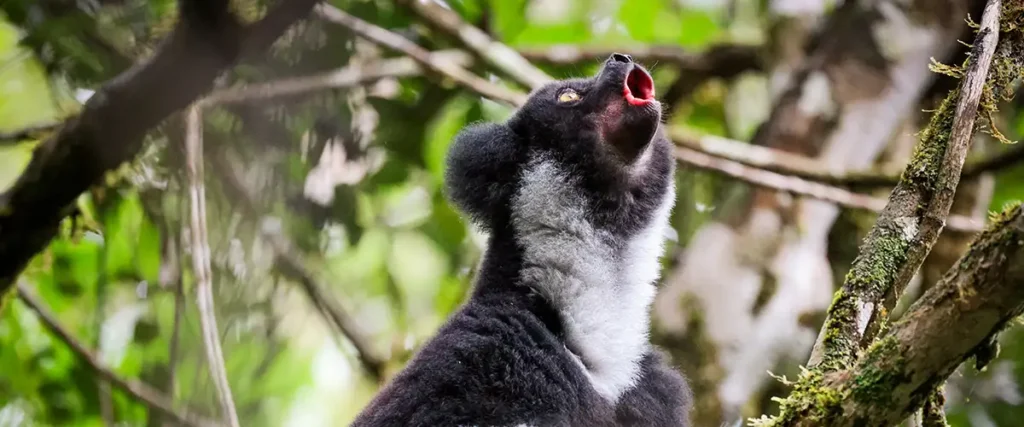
<box><xmin>444</xmin><ymin>53</ymin><xmax>673</xmax><ymax>233</ymax></box>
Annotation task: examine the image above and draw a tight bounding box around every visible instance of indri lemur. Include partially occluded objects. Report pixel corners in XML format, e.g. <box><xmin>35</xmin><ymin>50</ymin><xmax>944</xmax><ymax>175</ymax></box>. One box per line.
<box><xmin>351</xmin><ymin>53</ymin><xmax>693</xmax><ymax>427</ymax></box>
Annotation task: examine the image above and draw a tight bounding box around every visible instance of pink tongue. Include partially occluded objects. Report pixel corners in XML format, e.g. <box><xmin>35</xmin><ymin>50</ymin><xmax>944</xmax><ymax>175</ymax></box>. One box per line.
<box><xmin>624</xmin><ymin>69</ymin><xmax>654</xmax><ymax>105</ymax></box>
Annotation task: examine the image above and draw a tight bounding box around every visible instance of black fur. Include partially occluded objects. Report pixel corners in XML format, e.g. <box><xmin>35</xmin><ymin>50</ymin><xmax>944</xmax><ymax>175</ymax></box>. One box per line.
<box><xmin>351</xmin><ymin>54</ymin><xmax>692</xmax><ymax>427</ymax></box>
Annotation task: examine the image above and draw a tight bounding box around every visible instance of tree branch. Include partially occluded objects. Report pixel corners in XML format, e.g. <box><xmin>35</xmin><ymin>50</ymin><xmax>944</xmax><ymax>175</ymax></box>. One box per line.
<box><xmin>673</xmin><ymin>146</ymin><xmax>983</xmax><ymax>232</ymax></box>
<box><xmin>808</xmin><ymin>0</ymin><xmax>1007</xmax><ymax>372</ymax></box>
<box><xmin>672</xmin><ymin>127</ymin><xmax>1024</xmax><ymax>189</ymax></box>
<box><xmin>201</xmin><ymin>50</ymin><xmax>473</xmax><ymax>105</ymax></box>
<box><xmin>0</xmin><ymin>0</ymin><xmax>323</xmax><ymax>295</ymax></box>
<box><xmin>15</xmin><ymin>282</ymin><xmax>220</xmax><ymax>427</ymax></box>
<box><xmin>314</xmin><ymin>4</ymin><xmax>526</xmax><ymax>106</ymax></box>
<box><xmin>517</xmin><ymin>43</ymin><xmax>761</xmax><ymax>73</ymax></box>
<box><xmin>754</xmin><ymin>203</ymin><xmax>1024</xmax><ymax>426</ymax></box>
<box><xmin>398</xmin><ymin>0</ymin><xmax>552</xmax><ymax>89</ymax></box>
<box><xmin>184</xmin><ymin>105</ymin><xmax>241</xmax><ymax>427</ymax></box>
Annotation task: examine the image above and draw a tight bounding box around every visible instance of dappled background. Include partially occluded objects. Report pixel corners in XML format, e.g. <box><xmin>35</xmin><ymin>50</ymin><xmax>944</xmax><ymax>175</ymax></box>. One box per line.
<box><xmin>0</xmin><ymin>0</ymin><xmax>1023</xmax><ymax>426</ymax></box>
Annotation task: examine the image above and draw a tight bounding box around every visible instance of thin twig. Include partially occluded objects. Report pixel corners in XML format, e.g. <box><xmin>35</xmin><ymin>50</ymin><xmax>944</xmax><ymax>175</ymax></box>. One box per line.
<box><xmin>672</xmin><ymin>128</ymin><xmax>1024</xmax><ymax>189</ymax></box>
<box><xmin>96</xmin><ymin>245</ymin><xmax>113</xmax><ymax>426</ymax></box>
<box><xmin>201</xmin><ymin>50</ymin><xmax>473</xmax><ymax>106</ymax></box>
<box><xmin>400</xmin><ymin>0</ymin><xmax>552</xmax><ymax>89</ymax></box>
<box><xmin>314</xmin><ymin>4</ymin><xmax>526</xmax><ymax>106</ymax></box>
<box><xmin>184</xmin><ymin>104</ymin><xmax>241</xmax><ymax>427</ymax></box>
<box><xmin>673</xmin><ymin>146</ymin><xmax>983</xmax><ymax>232</ymax></box>
<box><xmin>15</xmin><ymin>283</ymin><xmax>220</xmax><ymax>427</ymax></box>
<box><xmin>518</xmin><ymin>43</ymin><xmax>762</xmax><ymax>74</ymax></box>
<box><xmin>164</xmin><ymin>228</ymin><xmax>186</xmax><ymax>427</ymax></box>
<box><xmin>807</xmin><ymin>0</ymin><xmax>1004</xmax><ymax>371</ymax></box>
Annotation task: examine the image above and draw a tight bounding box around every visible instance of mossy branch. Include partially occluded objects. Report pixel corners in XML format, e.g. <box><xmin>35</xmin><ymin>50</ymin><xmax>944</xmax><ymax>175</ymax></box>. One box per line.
<box><xmin>752</xmin><ymin>202</ymin><xmax>1024</xmax><ymax>426</ymax></box>
<box><xmin>752</xmin><ymin>2</ymin><xmax>1024</xmax><ymax>424</ymax></box>
<box><xmin>806</xmin><ymin>0</ymin><xmax>1021</xmax><ymax>372</ymax></box>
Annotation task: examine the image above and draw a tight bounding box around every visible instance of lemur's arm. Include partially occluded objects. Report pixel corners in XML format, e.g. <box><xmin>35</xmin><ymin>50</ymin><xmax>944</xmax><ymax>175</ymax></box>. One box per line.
<box><xmin>614</xmin><ymin>351</ymin><xmax>694</xmax><ymax>426</ymax></box>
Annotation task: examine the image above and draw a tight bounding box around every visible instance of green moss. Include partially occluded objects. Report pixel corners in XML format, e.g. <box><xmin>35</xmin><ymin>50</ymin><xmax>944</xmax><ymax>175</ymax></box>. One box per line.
<box><xmin>903</xmin><ymin>92</ymin><xmax>957</xmax><ymax>187</ymax></box>
<box><xmin>816</xmin><ymin>232</ymin><xmax>910</xmax><ymax>370</ymax></box>
<box><xmin>849</xmin><ymin>335</ymin><xmax>908</xmax><ymax>408</ymax></box>
<box><xmin>817</xmin><ymin>292</ymin><xmax>857</xmax><ymax>372</ymax></box>
<box><xmin>748</xmin><ymin>368</ymin><xmax>844</xmax><ymax>427</ymax></box>
<box><xmin>846</xmin><ymin>233</ymin><xmax>911</xmax><ymax>295</ymax></box>
<box><xmin>921</xmin><ymin>385</ymin><xmax>949</xmax><ymax>427</ymax></box>
<box><xmin>986</xmin><ymin>201</ymin><xmax>1023</xmax><ymax>228</ymax></box>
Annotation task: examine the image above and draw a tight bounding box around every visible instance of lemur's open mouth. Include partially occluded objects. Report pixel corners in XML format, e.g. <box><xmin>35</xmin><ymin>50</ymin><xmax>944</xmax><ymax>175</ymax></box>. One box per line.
<box><xmin>623</xmin><ymin>66</ymin><xmax>655</xmax><ymax>106</ymax></box>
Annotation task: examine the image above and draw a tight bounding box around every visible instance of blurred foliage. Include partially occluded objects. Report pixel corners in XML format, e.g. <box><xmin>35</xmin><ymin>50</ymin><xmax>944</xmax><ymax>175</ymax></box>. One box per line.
<box><xmin>0</xmin><ymin>0</ymin><xmax>1021</xmax><ymax>426</ymax></box>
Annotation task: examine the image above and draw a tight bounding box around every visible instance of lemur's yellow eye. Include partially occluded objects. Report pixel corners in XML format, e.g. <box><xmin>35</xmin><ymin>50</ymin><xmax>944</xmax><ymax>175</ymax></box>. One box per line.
<box><xmin>557</xmin><ymin>89</ymin><xmax>580</xmax><ymax>103</ymax></box>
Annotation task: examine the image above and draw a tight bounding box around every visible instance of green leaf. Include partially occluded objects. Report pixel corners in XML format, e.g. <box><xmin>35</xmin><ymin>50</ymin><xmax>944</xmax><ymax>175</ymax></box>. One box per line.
<box><xmin>136</xmin><ymin>213</ymin><xmax>162</xmax><ymax>284</ymax></box>
<box><xmin>424</xmin><ymin>95</ymin><xmax>475</xmax><ymax>183</ymax></box>
<box><xmin>329</xmin><ymin>226</ymin><xmax>391</xmax><ymax>294</ymax></box>
<box><xmin>49</xmin><ymin>238</ymin><xmax>101</xmax><ymax>301</ymax></box>
<box><xmin>101</xmin><ymin>192</ymin><xmax>144</xmax><ymax>281</ymax></box>
<box><xmin>617</xmin><ymin>0</ymin><xmax>668</xmax><ymax>42</ymax></box>
<box><xmin>446</xmin><ymin>0</ymin><xmax>484</xmax><ymax>25</ymax></box>
<box><xmin>0</xmin><ymin>18</ymin><xmax>61</xmax><ymax>192</ymax></box>
<box><xmin>487</xmin><ymin>0</ymin><xmax>529</xmax><ymax>41</ymax></box>
<box><xmin>387</xmin><ymin>230</ymin><xmax>450</xmax><ymax>320</ymax></box>
<box><xmin>677</xmin><ymin>8</ymin><xmax>722</xmax><ymax>48</ymax></box>
<box><xmin>365</xmin><ymin>155</ymin><xmax>411</xmax><ymax>188</ymax></box>
<box><xmin>422</xmin><ymin>192</ymin><xmax>468</xmax><ymax>257</ymax></box>
<box><xmin>0</xmin><ymin>142</ymin><xmax>35</xmax><ymax>194</ymax></box>
<box><xmin>512</xmin><ymin>21</ymin><xmax>593</xmax><ymax>46</ymax></box>
<box><xmin>0</xmin><ymin>20</ymin><xmax>60</xmax><ymax>129</ymax></box>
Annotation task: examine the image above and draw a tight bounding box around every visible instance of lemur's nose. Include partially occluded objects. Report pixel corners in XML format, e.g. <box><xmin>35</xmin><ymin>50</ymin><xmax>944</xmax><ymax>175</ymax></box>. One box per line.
<box><xmin>610</xmin><ymin>53</ymin><xmax>632</xmax><ymax>63</ymax></box>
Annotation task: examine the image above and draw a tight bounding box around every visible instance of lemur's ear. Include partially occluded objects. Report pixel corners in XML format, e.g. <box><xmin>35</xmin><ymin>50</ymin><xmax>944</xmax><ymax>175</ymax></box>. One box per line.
<box><xmin>443</xmin><ymin>122</ymin><xmax>523</xmax><ymax>231</ymax></box>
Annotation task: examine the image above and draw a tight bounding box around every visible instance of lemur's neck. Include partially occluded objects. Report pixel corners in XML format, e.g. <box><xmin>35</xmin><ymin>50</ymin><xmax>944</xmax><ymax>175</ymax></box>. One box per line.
<box><xmin>506</xmin><ymin>154</ymin><xmax>675</xmax><ymax>404</ymax></box>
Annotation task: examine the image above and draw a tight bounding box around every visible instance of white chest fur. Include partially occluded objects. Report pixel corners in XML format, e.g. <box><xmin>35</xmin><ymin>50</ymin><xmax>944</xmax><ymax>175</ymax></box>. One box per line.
<box><xmin>510</xmin><ymin>157</ymin><xmax>675</xmax><ymax>403</ymax></box>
